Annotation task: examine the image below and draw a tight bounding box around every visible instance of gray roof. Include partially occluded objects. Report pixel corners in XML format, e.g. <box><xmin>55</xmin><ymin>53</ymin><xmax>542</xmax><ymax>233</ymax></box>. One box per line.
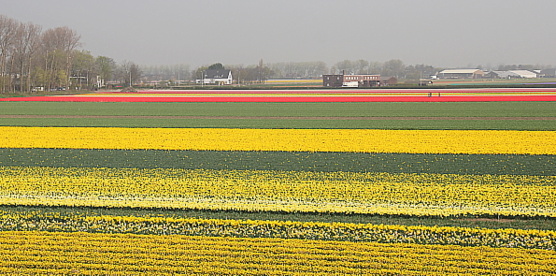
<box><xmin>439</xmin><ymin>69</ymin><xmax>483</xmax><ymax>74</ymax></box>
<box><xmin>540</xmin><ymin>68</ymin><xmax>556</xmax><ymax>76</ymax></box>
<box><xmin>509</xmin><ymin>70</ymin><xmax>537</xmax><ymax>78</ymax></box>
<box><xmin>204</xmin><ymin>69</ymin><xmax>231</xmax><ymax>79</ymax></box>
<box><xmin>491</xmin><ymin>71</ymin><xmax>519</xmax><ymax>78</ymax></box>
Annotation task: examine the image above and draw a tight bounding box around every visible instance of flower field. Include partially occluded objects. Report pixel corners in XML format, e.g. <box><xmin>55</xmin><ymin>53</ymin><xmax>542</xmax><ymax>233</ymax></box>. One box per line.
<box><xmin>0</xmin><ymin>89</ymin><xmax>555</xmax><ymax>274</ymax></box>
<box><xmin>1</xmin><ymin>166</ymin><xmax>556</xmax><ymax>217</ymax></box>
<box><xmin>2</xmin><ymin>126</ymin><xmax>556</xmax><ymax>155</ymax></box>
<box><xmin>1</xmin><ymin>210</ymin><xmax>555</xmax><ymax>250</ymax></box>
<box><xmin>2</xmin><ymin>88</ymin><xmax>556</xmax><ymax>102</ymax></box>
<box><xmin>2</xmin><ymin>231</ymin><xmax>555</xmax><ymax>276</ymax></box>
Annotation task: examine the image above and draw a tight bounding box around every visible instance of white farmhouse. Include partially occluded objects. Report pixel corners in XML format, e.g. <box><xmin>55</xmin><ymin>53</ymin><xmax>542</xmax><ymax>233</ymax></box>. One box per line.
<box><xmin>197</xmin><ymin>69</ymin><xmax>233</xmax><ymax>85</ymax></box>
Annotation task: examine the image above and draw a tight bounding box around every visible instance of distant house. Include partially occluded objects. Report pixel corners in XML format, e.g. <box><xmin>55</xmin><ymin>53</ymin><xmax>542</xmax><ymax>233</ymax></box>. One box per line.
<box><xmin>197</xmin><ymin>69</ymin><xmax>233</xmax><ymax>85</ymax></box>
<box><xmin>323</xmin><ymin>75</ymin><xmax>343</xmax><ymax>87</ymax></box>
<box><xmin>323</xmin><ymin>74</ymin><xmax>381</xmax><ymax>88</ymax></box>
<box><xmin>381</xmin><ymin>76</ymin><xmax>398</xmax><ymax>86</ymax></box>
<box><xmin>438</xmin><ymin>69</ymin><xmax>485</xmax><ymax>79</ymax></box>
<box><xmin>540</xmin><ymin>68</ymin><xmax>556</xmax><ymax>78</ymax></box>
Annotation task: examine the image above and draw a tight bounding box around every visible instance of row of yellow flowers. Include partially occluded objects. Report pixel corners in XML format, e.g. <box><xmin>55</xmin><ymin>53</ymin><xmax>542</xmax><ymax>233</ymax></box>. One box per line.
<box><xmin>1</xmin><ymin>126</ymin><xmax>556</xmax><ymax>154</ymax></box>
<box><xmin>0</xmin><ymin>231</ymin><xmax>554</xmax><ymax>275</ymax></box>
<box><xmin>1</xmin><ymin>211</ymin><xmax>555</xmax><ymax>250</ymax></box>
<box><xmin>2</xmin><ymin>166</ymin><xmax>554</xmax><ymax>217</ymax></box>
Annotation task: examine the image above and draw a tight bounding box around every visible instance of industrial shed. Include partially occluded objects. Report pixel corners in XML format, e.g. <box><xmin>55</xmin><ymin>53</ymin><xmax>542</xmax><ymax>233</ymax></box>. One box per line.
<box><xmin>488</xmin><ymin>70</ymin><xmax>538</xmax><ymax>79</ymax></box>
<box><xmin>509</xmin><ymin>70</ymin><xmax>537</xmax><ymax>78</ymax></box>
<box><xmin>487</xmin><ymin>71</ymin><xmax>520</xmax><ymax>79</ymax></box>
<box><xmin>540</xmin><ymin>68</ymin><xmax>556</xmax><ymax>77</ymax></box>
<box><xmin>438</xmin><ymin>69</ymin><xmax>485</xmax><ymax>79</ymax></box>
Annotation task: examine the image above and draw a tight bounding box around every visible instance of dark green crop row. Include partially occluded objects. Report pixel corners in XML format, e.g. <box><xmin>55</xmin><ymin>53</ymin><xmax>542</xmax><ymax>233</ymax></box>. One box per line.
<box><xmin>2</xmin><ymin>101</ymin><xmax>555</xmax><ymax>129</ymax></box>
<box><xmin>1</xmin><ymin>148</ymin><xmax>554</xmax><ymax>176</ymax></box>
<box><xmin>2</xmin><ymin>101</ymin><xmax>556</xmax><ymax>117</ymax></box>
<box><xmin>9</xmin><ymin>204</ymin><xmax>556</xmax><ymax>231</ymax></box>
<box><xmin>1</xmin><ymin>206</ymin><xmax>556</xmax><ymax>243</ymax></box>
<box><xmin>2</xmin><ymin>117</ymin><xmax>556</xmax><ymax>130</ymax></box>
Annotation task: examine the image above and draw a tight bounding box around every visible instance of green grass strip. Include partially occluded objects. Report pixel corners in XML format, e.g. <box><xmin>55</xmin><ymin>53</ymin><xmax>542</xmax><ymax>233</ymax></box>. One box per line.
<box><xmin>1</xmin><ymin>148</ymin><xmax>554</xmax><ymax>175</ymax></box>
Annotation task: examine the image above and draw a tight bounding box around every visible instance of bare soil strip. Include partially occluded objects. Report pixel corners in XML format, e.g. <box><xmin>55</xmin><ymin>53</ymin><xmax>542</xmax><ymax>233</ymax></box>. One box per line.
<box><xmin>1</xmin><ymin>115</ymin><xmax>555</xmax><ymax>120</ymax></box>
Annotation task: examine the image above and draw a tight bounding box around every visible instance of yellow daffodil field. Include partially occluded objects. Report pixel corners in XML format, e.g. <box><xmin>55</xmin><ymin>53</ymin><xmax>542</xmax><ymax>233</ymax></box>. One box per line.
<box><xmin>1</xmin><ymin>166</ymin><xmax>556</xmax><ymax>217</ymax></box>
<box><xmin>0</xmin><ymin>99</ymin><xmax>555</xmax><ymax>275</ymax></box>
<box><xmin>1</xmin><ymin>126</ymin><xmax>556</xmax><ymax>155</ymax></box>
<box><xmin>1</xmin><ymin>231</ymin><xmax>554</xmax><ymax>276</ymax></box>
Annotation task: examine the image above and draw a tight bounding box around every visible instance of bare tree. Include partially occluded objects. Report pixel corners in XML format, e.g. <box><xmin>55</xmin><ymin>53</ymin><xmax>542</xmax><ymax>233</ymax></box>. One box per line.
<box><xmin>268</xmin><ymin>61</ymin><xmax>328</xmax><ymax>79</ymax></box>
<box><xmin>381</xmin><ymin>59</ymin><xmax>405</xmax><ymax>78</ymax></box>
<box><xmin>12</xmin><ymin>21</ymin><xmax>42</xmax><ymax>92</ymax></box>
<box><xmin>0</xmin><ymin>15</ymin><xmax>18</xmax><ymax>92</ymax></box>
<box><xmin>355</xmin><ymin>59</ymin><xmax>369</xmax><ymax>74</ymax></box>
<box><xmin>40</xmin><ymin>26</ymin><xmax>81</xmax><ymax>90</ymax></box>
<box><xmin>0</xmin><ymin>15</ymin><xmax>130</xmax><ymax>93</ymax></box>
<box><xmin>331</xmin><ymin>60</ymin><xmax>355</xmax><ymax>75</ymax></box>
<box><xmin>120</xmin><ymin>61</ymin><xmax>142</xmax><ymax>87</ymax></box>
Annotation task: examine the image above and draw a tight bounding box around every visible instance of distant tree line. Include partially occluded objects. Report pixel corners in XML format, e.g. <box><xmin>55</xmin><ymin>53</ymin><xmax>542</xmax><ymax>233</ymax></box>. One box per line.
<box><xmin>230</xmin><ymin>60</ymin><xmax>273</xmax><ymax>84</ymax></box>
<box><xmin>186</xmin><ymin>60</ymin><xmax>274</xmax><ymax>85</ymax></box>
<box><xmin>0</xmin><ymin>14</ymin><xmax>143</xmax><ymax>93</ymax></box>
<box><xmin>142</xmin><ymin>61</ymin><xmax>556</xmax><ymax>85</ymax></box>
<box><xmin>329</xmin><ymin>59</ymin><xmax>439</xmax><ymax>80</ymax></box>
<box><xmin>494</xmin><ymin>64</ymin><xmax>554</xmax><ymax>71</ymax></box>
<box><xmin>140</xmin><ymin>64</ymin><xmax>190</xmax><ymax>87</ymax></box>
<box><xmin>268</xmin><ymin>61</ymin><xmax>328</xmax><ymax>79</ymax></box>
<box><xmin>155</xmin><ymin>60</ymin><xmax>440</xmax><ymax>84</ymax></box>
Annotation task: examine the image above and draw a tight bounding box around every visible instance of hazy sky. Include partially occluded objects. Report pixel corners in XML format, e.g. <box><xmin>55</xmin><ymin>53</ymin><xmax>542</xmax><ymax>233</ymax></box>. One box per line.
<box><xmin>3</xmin><ymin>0</ymin><xmax>556</xmax><ymax>68</ymax></box>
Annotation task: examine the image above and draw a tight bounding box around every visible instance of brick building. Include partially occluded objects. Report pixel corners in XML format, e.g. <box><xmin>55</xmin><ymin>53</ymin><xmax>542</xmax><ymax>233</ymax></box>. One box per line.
<box><xmin>323</xmin><ymin>74</ymin><xmax>381</xmax><ymax>88</ymax></box>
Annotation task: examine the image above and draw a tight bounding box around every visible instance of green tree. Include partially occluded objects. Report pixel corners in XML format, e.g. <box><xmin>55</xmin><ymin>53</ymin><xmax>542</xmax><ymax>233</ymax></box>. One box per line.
<box><xmin>96</xmin><ymin>56</ymin><xmax>116</xmax><ymax>86</ymax></box>
<box><xmin>71</xmin><ymin>50</ymin><xmax>95</xmax><ymax>90</ymax></box>
<box><xmin>32</xmin><ymin>68</ymin><xmax>47</xmax><ymax>87</ymax></box>
<box><xmin>192</xmin><ymin>66</ymin><xmax>208</xmax><ymax>83</ymax></box>
<box><xmin>208</xmin><ymin>63</ymin><xmax>224</xmax><ymax>70</ymax></box>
